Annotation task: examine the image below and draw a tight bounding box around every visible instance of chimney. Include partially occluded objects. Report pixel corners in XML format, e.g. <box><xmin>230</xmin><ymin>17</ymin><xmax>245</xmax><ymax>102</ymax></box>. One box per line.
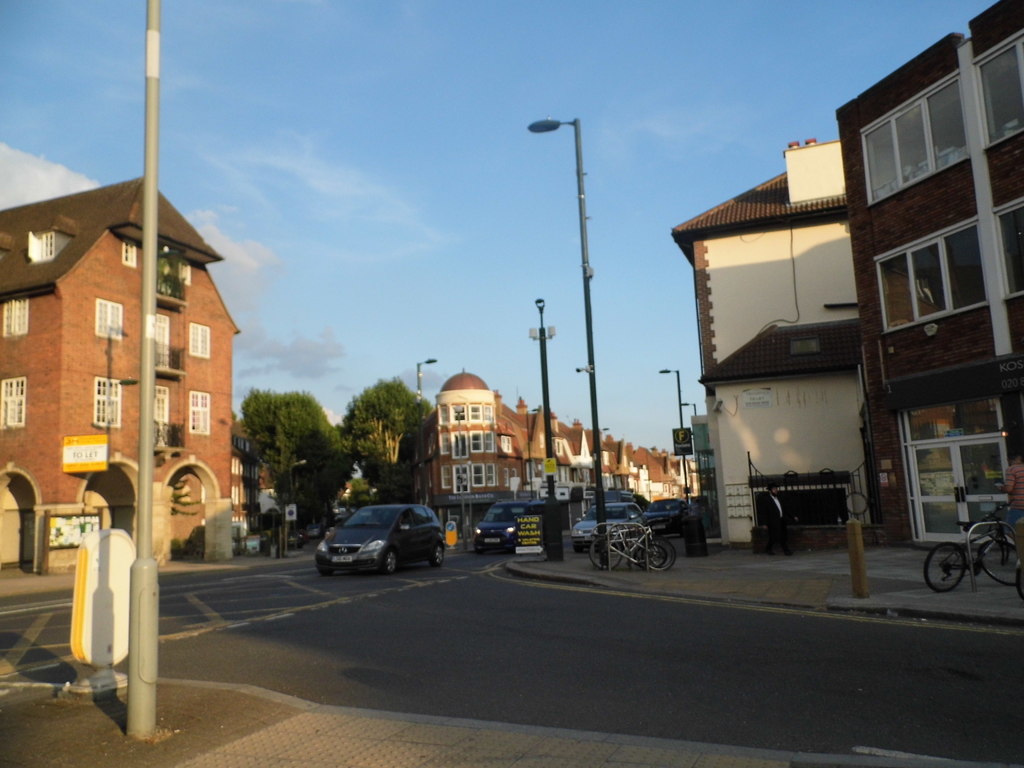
<box><xmin>783</xmin><ymin>138</ymin><xmax>845</xmax><ymax>204</ymax></box>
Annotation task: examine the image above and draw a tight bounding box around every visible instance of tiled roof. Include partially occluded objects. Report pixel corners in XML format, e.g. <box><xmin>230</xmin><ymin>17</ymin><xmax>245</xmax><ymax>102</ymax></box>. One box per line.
<box><xmin>702</xmin><ymin>319</ymin><xmax>861</xmax><ymax>384</ymax></box>
<box><xmin>671</xmin><ymin>173</ymin><xmax>846</xmax><ymax>251</ymax></box>
<box><xmin>0</xmin><ymin>178</ymin><xmax>221</xmax><ymax>299</ymax></box>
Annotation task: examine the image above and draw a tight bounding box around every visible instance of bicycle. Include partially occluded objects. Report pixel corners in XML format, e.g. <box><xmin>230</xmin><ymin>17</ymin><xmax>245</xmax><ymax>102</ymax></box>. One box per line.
<box><xmin>589</xmin><ymin>520</ymin><xmax>676</xmax><ymax>571</ymax></box>
<box><xmin>923</xmin><ymin>506</ymin><xmax>1018</xmax><ymax>592</ymax></box>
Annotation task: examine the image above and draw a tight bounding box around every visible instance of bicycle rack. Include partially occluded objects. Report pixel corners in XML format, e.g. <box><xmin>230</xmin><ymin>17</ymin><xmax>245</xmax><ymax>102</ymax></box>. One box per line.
<box><xmin>963</xmin><ymin>519</ymin><xmax>1011</xmax><ymax>592</ymax></box>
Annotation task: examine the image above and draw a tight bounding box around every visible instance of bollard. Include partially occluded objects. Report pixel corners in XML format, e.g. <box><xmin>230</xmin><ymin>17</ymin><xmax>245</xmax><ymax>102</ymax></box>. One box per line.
<box><xmin>847</xmin><ymin>519</ymin><xmax>870</xmax><ymax>598</ymax></box>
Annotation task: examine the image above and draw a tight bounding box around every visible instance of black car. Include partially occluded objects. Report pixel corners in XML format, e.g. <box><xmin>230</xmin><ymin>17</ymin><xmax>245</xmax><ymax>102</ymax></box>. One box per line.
<box><xmin>473</xmin><ymin>500</ymin><xmax>538</xmax><ymax>553</ymax></box>
<box><xmin>315</xmin><ymin>504</ymin><xmax>444</xmax><ymax>575</ymax></box>
<box><xmin>643</xmin><ymin>498</ymin><xmax>687</xmax><ymax>536</ymax></box>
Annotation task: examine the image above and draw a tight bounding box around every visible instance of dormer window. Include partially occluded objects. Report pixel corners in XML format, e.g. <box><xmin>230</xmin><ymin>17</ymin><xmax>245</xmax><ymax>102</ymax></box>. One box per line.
<box><xmin>122</xmin><ymin>242</ymin><xmax>138</xmax><ymax>267</ymax></box>
<box><xmin>28</xmin><ymin>230</ymin><xmax>70</xmax><ymax>263</ymax></box>
<box><xmin>790</xmin><ymin>337</ymin><xmax>821</xmax><ymax>355</ymax></box>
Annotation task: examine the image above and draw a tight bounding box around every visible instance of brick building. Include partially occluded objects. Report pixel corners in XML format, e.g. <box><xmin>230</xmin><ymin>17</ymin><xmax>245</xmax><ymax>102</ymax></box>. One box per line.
<box><xmin>414</xmin><ymin>372</ymin><xmax>684</xmax><ymax>538</ymax></box>
<box><xmin>836</xmin><ymin>0</ymin><xmax>1024</xmax><ymax>542</ymax></box>
<box><xmin>0</xmin><ymin>180</ymin><xmax>238</xmax><ymax>572</ymax></box>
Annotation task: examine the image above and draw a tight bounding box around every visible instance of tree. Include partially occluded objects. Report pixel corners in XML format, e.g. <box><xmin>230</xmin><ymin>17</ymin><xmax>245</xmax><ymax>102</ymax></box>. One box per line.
<box><xmin>339</xmin><ymin>379</ymin><xmax>421</xmax><ymax>503</ymax></box>
<box><xmin>240</xmin><ymin>390</ymin><xmax>352</xmax><ymax>524</ymax></box>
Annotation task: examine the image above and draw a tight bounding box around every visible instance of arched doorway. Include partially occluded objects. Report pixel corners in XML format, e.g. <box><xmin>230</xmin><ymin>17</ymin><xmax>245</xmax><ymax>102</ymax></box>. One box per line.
<box><xmin>84</xmin><ymin>464</ymin><xmax>137</xmax><ymax>537</ymax></box>
<box><xmin>1</xmin><ymin>471</ymin><xmax>39</xmax><ymax>571</ymax></box>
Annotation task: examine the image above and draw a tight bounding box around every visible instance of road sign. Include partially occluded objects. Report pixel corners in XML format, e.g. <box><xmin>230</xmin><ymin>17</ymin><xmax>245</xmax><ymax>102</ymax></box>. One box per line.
<box><xmin>285</xmin><ymin>504</ymin><xmax>297</xmax><ymax>521</ymax></box>
<box><xmin>543</xmin><ymin>457</ymin><xmax>556</xmax><ymax>476</ymax></box>
<box><xmin>672</xmin><ymin>427</ymin><xmax>692</xmax><ymax>456</ymax></box>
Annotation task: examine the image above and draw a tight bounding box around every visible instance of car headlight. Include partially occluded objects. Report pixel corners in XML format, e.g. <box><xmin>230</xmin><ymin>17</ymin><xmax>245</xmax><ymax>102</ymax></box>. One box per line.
<box><xmin>361</xmin><ymin>539</ymin><xmax>385</xmax><ymax>554</ymax></box>
<box><xmin>316</xmin><ymin>540</ymin><xmax>328</xmax><ymax>553</ymax></box>
<box><xmin>474</xmin><ymin>527</ymin><xmax>482</xmax><ymax>535</ymax></box>
<box><xmin>505</xmin><ymin>526</ymin><xmax>515</xmax><ymax>535</ymax></box>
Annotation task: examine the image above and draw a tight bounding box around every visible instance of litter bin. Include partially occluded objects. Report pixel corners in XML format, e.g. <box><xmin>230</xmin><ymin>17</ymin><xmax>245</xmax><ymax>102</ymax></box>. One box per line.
<box><xmin>681</xmin><ymin>515</ymin><xmax>707</xmax><ymax>557</ymax></box>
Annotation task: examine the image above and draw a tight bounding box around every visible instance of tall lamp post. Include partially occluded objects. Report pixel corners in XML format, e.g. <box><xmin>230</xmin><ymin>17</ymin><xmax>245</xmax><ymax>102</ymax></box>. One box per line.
<box><xmin>416</xmin><ymin>358</ymin><xmax>437</xmax><ymax>402</ymax></box>
<box><xmin>530</xmin><ymin>299</ymin><xmax>562</xmax><ymax>561</ymax></box>
<box><xmin>659</xmin><ymin>369</ymin><xmax>684</xmax><ymax>431</ymax></box>
<box><xmin>528</xmin><ymin>117</ymin><xmax>605</xmax><ymax>529</ymax></box>
<box><xmin>127</xmin><ymin>0</ymin><xmax>162</xmax><ymax>739</ymax></box>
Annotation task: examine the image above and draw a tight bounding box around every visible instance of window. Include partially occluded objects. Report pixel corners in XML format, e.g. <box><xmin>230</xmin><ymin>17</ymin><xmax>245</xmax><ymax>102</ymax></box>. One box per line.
<box><xmin>878</xmin><ymin>225</ymin><xmax>984</xmax><ymax>328</ymax></box>
<box><xmin>469</xmin><ymin>404</ymin><xmax>483</xmax><ymax>422</ymax></box>
<box><xmin>189</xmin><ymin>391</ymin><xmax>210</xmax><ymax>434</ymax></box>
<box><xmin>189</xmin><ymin>323</ymin><xmax>210</xmax><ymax>358</ymax></box>
<box><xmin>438</xmin><ymin>405</ymin><xmax>449</xmax><ymax>425</ymax></box>
<box><xmin>485</xmin><ymin>464</ymin><xmax>496</xmax><ymax>486</ymax></box>
<box><xmin>500</xmin><ymin>435</ymin><xmax>512</xmax><ymax>453</ymax></box>
<box><xmin>981</xmin><ymin>44</ymin><xmax>1024</xmax><ymax>143</ymax></box>
<box><xmin>3</xmin><ymin>299</ymin><xmax>28</xmax><ymax>336</ymax></box>
<box><xmin>94</xmin><ymin>378</ymin><xmax>121</xmax><ymax>427</ymax></box>
<box><xmin>452</xmin><ymin>433</ymin><xmax>468</xmax><ymax>459</ymax></box>
<box><xmin>440</xmin><ymin>433</ymin><xmax>450</xmax><ymax>455</ymax></box>
<box><xmin>28</xmin><ymin>231</ymin><xmax>66</xmax><ymax>263</ymax></box>
<box><xmin>484</xmin><ymin>431</ymin><xmax>495</xmax><ymax>452</ymax></box>
<box><xmin>155</xmin><ymin>385</ymin><xmax>169</xmax><ymax>425</ymax></box>
<box><xmin>454</xmin><ymin>465</ymin><xmax>470</xmax><ymax>492</ymax></box>
<box><xmin>2</xmin><ymin>377</ymin><xmax>26</xmax><ymax>428</ymax></box>
<box><xmin>790</xmin><ymin>337</ymin><xmax>820</xmax><ymax>355</ymax></box>
<box><xmin>441</xmin><ymin>465</ymin><xmax>452</xmax><ymax>489</ymax></box>
<box><xmin>122</xmin><ymin>242</ymin><xmax>138</xmax><ymax>267</ymax></box>
<box><xmin>96</xmin><ymin>299</ymin><xmax>124</xmax><ymax>339</ymax></box>
<box><xmin>472</xmin><ymin>463</ymin><xmax>485</xmax><ymax>486</ymax></box>
<box><xmin>1000</xmin><ymin>203</ymin><xmax>1024</xmax><ymax>293</ymax></box>
<box><xmin>483</xmin><ymin>405</ymin><xmax>494</xmax><ymax>423</ymax></box>
<box><xmin>863</xmin><ymin>80</ymin><xmax>966</xmax><ymax>202</ymax></box>
<box><xmin>470</xmin><ymin>431</ymin><xmax>483</xmax><ymax>453</ymax></box>
<box><xmin>180</xmin><ymin>261</ymin><xmax>192</xmax><ymax>286</ymax></box>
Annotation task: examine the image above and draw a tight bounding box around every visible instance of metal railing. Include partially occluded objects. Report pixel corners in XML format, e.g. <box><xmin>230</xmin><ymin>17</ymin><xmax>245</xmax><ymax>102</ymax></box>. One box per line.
<box><xmin>748</xmin><ymin>455</ymin><xmax>874</xmax><ymax>525</ymax></box>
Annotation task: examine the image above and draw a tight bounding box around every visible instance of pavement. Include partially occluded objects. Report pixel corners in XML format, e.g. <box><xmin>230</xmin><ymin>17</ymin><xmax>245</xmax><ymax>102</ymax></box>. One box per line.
<box><xmin>1</xmin><ymin>541</ymin><xmax>1022</xmax><ymax>768</ymax></box>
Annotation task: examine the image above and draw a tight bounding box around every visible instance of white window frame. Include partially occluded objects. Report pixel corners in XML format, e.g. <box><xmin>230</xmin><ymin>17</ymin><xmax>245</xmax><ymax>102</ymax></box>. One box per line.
<box><xmin>500</xmin><ymin>435</ymin><xmax>512</xmax><ymax>453</ymax></box>
<box><xmin>438</xmin><ymin>405</ymin><xmax>449</xmax><ymax>425</ymax></box>
<box><xmin>189</xmin><ymin>390</ymin><xmax>211</xmax><ymax>434</ymax></box>
<box><xmin>862</xmin><ymin>77</ymin><xmax>967</xmax><ymax>203</ymax></box>
<box><xmin>94</xmin><ymin>377</ymin><xmax>122</xmax><ymax>428</ymax></box>
<box><xmin>122</xmin><ymin>241</ymin><xmax>138</xmax><ymax>267</ymax></box>
<box><xmin>440</xmin><ymin>433</ymin><xmax>451</xmax><ymax>455</ymax></box>
<box><xmin>1</xmin><ymin>377</ymin><xmax>26</xmax><ymax>428</ymax></box>
<box><xmin>876</xmin><ymin>222</ymin><xmax>985</xmax><ymax>330</ymax></box>
<box><xmin>95</xmin><ymin>299</ymin><xmax>124</xmax><ymax>340</ymax></box>
<box><xmin>999</xmin><ymin>199</ymin><xmax>1024</xmax><ymax>294</ymax></box>
<box><xmin>470</xmin><ymin>431</ymin><xmax>484</xmax><ymax>453</ymax></box>
<box><xmin>155</xmin><ymin>385</ymin><xmax>169</xmax><ymax>425</ymax></box>
<box><xmin>28</xmin><ymin>231</ymin><xmax>56</xmax><ymax>263</ymax></box>
<box><xmin>3</xmin><ymin>298</ymin><xmax>29</xmax><ymax>337</ymax></box>
<box><xmin>979</xmin><ymin>39</ymin><xmax>1024</xmax><ymax>145</ymax></box>
<box><xmin>441</xmin><ymin>465</ymin><xmax>452</xmax><ymax>489</ymax></box>
<box><xmin>471</xmin><ymin>463</ymin><xmax>485</xmax><ymax>486</ymax></box>
<box><xmin>452</xmin><ymin>433</ymin><xmax>468</xmax><ymax>459</ymax></box>
<box><xmin>485</xmin><ymin>464</ymin><xmax>496</xmax><ymax>486</ymax></box>
<box><xmin>483</xmin><ymin>405</ymin><xmax>494</xmax><ymax>423</ymax></box>
<box><xmin>469</xmin><ymin>404</ymin><xmax>483</xmax><ymax>422</ymax></box>
<box><xmin>189</xmin><ymin>323</ymin><xmax>211</xmax><ymax>358</ymax></box>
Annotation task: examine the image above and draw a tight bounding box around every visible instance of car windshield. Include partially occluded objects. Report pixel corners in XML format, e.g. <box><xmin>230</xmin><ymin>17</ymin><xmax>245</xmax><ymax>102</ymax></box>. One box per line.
<box><xmin>343</xmin><ymin>506</ymin><xmax>399</xmax><ymax>528</ymax></box>
<box><xmin>649</xmin><ymin>501</ymin><xmax>680</xmax><ymax>512</ymax></box>
<box><xmin>581</xmin><ymin>504</ymin><xmax>634</xmax><ymax>521</ymax></box>
<box><xmin>483</xmin><ymin>506</ymin><xmax>526</xmax><ymax>523</ymax></box>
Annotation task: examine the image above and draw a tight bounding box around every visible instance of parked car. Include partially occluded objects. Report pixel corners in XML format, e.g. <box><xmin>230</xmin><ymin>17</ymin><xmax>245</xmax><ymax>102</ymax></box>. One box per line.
<box><xmin>305</xmin><ymin>522</ymin><xmax>324</xmax><ymax>540</ymax></box>
<box><xmin>644</xmin><ymin>498</ymin><xmax>687</xmax><ymax>536</ymax></box>
<box><xmin>570</xmin><ymin>502</ymin><xmax>644</xmax><ymax>552</ymax></box>
<box><xmin>315</xmin><ymin>504</ymin><xmax>444</xmax><ymax>575</ymax></box>
<box><xmin>473</xmin><ymin>501</ymin><xmax>533</xmax><ymax>553</ymax></box>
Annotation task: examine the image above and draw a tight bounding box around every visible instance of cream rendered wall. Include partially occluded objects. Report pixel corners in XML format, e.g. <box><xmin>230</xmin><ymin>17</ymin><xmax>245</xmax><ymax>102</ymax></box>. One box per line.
<box><xmin>705</xmin><ymin>222</ymin><xmax>856</xmax><ymax>364</ymax></box>
<box><xmin>712</xmin><ymin>373</ymin><xmax>864</xmax><ymax>544</ymax></box>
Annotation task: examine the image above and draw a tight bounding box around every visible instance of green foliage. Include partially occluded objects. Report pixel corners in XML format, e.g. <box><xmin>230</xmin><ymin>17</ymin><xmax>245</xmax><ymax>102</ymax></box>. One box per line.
<box><xmin>338</xmin><ymin>379</ymin><xmax>421</xmax><ymax>502</ymax></box>
<box><xmin>170</xmin><ymin>479</ymin><xmax>200</xmax><ymax>515</ymax></box>
<box><xmin>240</xmin><ymin>389</ymin><xmax>354</xmax><ymax>518</ymax></box>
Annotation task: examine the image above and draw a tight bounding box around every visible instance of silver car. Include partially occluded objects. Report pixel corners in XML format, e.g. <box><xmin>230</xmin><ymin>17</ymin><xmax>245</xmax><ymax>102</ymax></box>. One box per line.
<box><xmin>571</xmin><ymin>502</ymin><xmax>643</xmax><ymax>552</ymax></box>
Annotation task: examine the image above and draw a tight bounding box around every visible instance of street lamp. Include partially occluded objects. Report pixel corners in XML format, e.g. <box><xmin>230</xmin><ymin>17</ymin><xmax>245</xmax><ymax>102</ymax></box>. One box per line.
<box><xmin>529</xmin><ymin>299</ymin><xmax>562</xmax><ymax>561</ymax></box>
<box><xmin>681</xmin><ymin>402</ymin><xmax>699</xmax><ymax>416</ymax></box>
<box><xmin>416</xmin><ymin>358</ymin><xmax>437</xmax><ymax>402</ymax></box>
<box><xmin>659</xmin><ymin>369</ymin><xmax>685</xmax><ymax>431</ymax></box>
<box><xmin>528</xmin><ymin>117</ymin><xmax>605</xmax><ymax>529</ymax></box>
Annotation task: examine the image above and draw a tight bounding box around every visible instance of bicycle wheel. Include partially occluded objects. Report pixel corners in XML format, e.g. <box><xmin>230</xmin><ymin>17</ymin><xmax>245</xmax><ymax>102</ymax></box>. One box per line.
<box><xmin>589</xmin><ymin>536</ymin><xmax>622</xmax><ymax>570</ymax></box>
<box><xmin>923</xmin><ymin>542</ymin><xmax>966</xmax><ymax>592</ymax></box>
<box><xmin>646</xmin><ymin>537</ymin><xmax>677</xmax><ymax>571</ymax></box>
<box><xmin>1017</xmin><ymin>563</ymin><xmax>1024</xmax><ymax>602</ymax></box>
<box><xmin>978</xmin><ymin>539</ymin><xmax>1018</xmax><ymax>586</ymax></box>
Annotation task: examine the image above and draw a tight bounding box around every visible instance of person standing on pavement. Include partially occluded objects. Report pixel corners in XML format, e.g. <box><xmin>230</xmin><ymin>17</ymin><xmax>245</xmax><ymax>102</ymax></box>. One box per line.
<box><xmin>997</xmin><ymin>454</ymin><xmax>1024</xmax><ymax>528</ymax></box>
<box><xmin>756</xmin><ymin>482</ymin><xmax>797</xmax><ymax>555</ymax></box>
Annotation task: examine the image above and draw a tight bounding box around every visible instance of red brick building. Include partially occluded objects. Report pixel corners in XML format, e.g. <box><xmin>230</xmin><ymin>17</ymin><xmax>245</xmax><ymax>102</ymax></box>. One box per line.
<box><xmin>0</xmin><ymin>180</ymin><xmax>238</xmax><ymax>572</ymax></box>
<box><xmin>836</xmin><ymin>0</ymin><xmax>1024</xmax><ymax>542</ymax></box>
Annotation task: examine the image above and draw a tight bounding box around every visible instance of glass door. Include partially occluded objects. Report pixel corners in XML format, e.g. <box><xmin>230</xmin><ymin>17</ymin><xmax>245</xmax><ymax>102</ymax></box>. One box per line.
<box><xmin>914</xmin><ymin>438</ymin><xmax>1005</xmax><ymax>536</ymax></box>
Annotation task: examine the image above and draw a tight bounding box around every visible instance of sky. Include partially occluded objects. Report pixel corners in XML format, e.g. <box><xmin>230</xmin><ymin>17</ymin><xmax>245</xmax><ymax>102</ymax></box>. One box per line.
<box><xmin>0</xmin><ymin>0</ymin><xmax>997</xmax><ymax>453</ymax></box>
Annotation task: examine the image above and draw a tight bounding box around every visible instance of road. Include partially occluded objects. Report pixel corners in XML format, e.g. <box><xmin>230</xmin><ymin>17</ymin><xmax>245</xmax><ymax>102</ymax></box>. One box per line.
<box><xmin>2</xmin><ymin>549</ymin><xmax>1023</xmax><ymax>763</ymax></box>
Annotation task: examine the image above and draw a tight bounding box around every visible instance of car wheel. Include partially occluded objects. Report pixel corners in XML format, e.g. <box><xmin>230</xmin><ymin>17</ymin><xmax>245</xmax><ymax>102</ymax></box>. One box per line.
<box><xmin>378</xmin><ymin>549</ymin><xmax>398</xmax><ymax>575</ymax></box>
<box><xmin>316</xmin><ymin>566</ymin><xmax>333</xmax><ymax>576</ymax></box>
<box><xmin>429</xmin><ymin>543</ymin><xmax>444</xmax><ymax>567</ymax></box>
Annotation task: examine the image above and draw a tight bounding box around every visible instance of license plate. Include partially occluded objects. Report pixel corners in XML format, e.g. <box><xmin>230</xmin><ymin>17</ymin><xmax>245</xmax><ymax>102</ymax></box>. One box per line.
<box><xmin>484</xmin><ymin>537</ymin><xmax>500</xmax><ymax>543</ymax></box>
<box><xmin>332</xmin><ymin>555</ymin><xmax>353</xmax><ymax>563</ymax></box>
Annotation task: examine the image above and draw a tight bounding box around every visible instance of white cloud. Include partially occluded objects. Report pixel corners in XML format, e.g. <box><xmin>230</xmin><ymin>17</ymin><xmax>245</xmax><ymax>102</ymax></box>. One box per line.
<box><xmin>235</xmin><ymin>323</ymin><xmax>345</xmax><ymax>379</ymax></box>
<box><xmin>0</xmin><ymin>143</ymin><xmax>99</xmax><ymax>209</ymax></box>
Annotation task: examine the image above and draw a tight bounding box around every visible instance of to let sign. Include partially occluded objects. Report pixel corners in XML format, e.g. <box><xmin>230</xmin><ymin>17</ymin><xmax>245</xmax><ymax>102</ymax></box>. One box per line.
<box><xmin>63</xmin><ymin>435</ymin><xmax>109</xmax><ymax>473</ymax></box>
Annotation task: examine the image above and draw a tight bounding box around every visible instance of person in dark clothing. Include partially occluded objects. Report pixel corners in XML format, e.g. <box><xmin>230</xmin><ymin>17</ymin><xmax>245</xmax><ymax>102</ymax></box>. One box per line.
<box><xmin>756</xmin><ymin>483</ymin><xmax>797</xmax><ymax>555</ymax></box>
